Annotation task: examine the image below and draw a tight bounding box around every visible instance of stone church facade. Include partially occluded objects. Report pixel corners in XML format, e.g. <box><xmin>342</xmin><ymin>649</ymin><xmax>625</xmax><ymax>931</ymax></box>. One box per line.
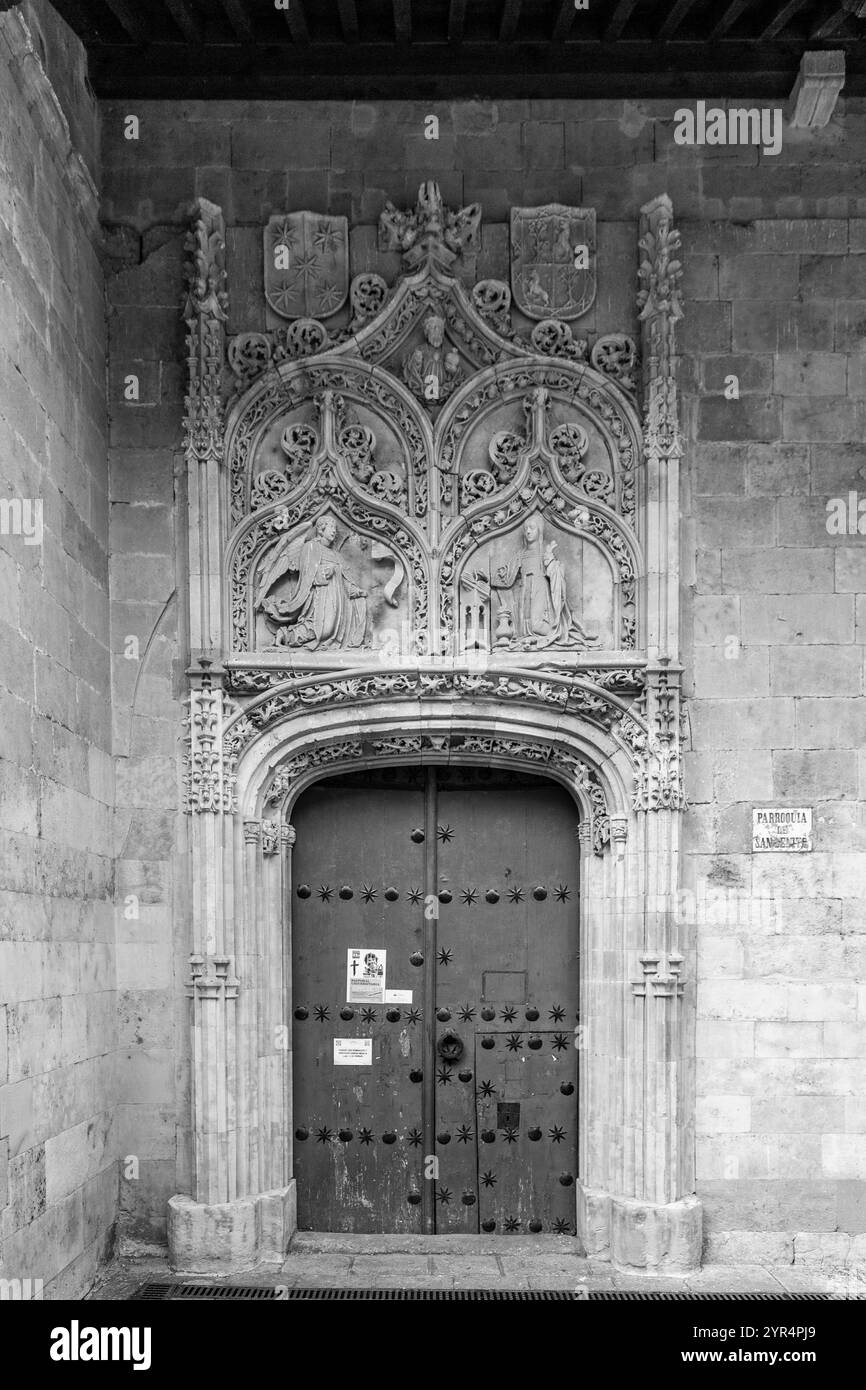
<box><xmin>1</xmin><ymin>1</ymin><xmax>864</xmax><ymax>1297</ymax></box>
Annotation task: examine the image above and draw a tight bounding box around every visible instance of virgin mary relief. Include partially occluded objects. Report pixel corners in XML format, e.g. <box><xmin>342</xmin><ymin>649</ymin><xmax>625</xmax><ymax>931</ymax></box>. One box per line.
<box><xmin>486</xmin><ymin>515</ymin><xmax>599</xmax><ymax>650</ymax></box>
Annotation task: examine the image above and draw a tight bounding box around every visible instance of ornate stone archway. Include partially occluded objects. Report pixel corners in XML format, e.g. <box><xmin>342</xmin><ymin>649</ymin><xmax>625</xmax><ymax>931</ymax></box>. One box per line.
<box><xmin>171</xmin><ymin>186</ymin><xmax>698</xmax><ymax>1272</ymax></box>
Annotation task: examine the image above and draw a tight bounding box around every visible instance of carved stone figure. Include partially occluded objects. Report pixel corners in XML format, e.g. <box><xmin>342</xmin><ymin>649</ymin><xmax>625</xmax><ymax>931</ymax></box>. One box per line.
<box><xmin>489</xmin><ymin>515</ymin><xmax>598</xmax><ymax>649</ymax></box>
<box><xmin>402</xmin><ymin>311</ymin><xmax>462</xmax><ymax>404</ymax></box>
<box><xmin>256</xmin><ymin>515</ymin><xmax>367</xmax><ymax>649</ymax></box>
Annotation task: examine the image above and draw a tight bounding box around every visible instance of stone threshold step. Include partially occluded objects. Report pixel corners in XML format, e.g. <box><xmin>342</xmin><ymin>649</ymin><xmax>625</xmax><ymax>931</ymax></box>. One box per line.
<box><xmin>289</xmin><ymin>1232</ymin><xmax>583</xmax><ymax>1256</ymax></box>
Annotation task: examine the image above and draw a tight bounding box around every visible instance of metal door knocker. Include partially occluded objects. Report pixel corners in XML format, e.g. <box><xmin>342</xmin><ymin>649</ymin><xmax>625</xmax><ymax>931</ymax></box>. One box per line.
<box><xmin>437</xmin><ymin>1031</ymin><xmax>464</xmax><ymax>1063</ymax></box>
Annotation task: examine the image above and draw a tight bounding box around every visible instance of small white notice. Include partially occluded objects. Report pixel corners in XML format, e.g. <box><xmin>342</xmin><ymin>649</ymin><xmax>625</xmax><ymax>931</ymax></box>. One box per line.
<box><xmin>334</xmin><ymin>1038</ymin><xmax>372</xmax><ymax>1066</ymax></box>
<box><xmin>346</xmin><ymin>948</ymin><xmax>386</xmax><ymax>1003</ymax></box>
<box><xmin>384</xmin><ymin>989</ymin><xmax>412</xmax><ymax>1004</ymax></box>
<box><xmin>752</xmin><ymin>807</ymin><xmax>812</xmax><ymax>852</ymax></box>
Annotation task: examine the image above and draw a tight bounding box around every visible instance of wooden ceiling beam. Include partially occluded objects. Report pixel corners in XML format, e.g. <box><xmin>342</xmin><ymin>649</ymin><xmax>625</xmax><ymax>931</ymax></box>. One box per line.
<box><xmin>551</xmin><ymin>0</ymin><xmax>576</xmax><ymax>43</ymax></box>
<box><xmin>604</xmin><ymin>0</ymin><xmax>640</xmax><ymax>43</ymax></box>
<box><xmin>393</xmin><ymin>0</ymin><xmax>412</xmax><ymax>45</ymax></box>
<box><xmin>216</xmin><ymin>0</ymin><xmax>255</xmax><ymax>43</ymax></box>
<box><xmin>161</xmin><ymin>0</ymin><xmax>203</xmax><ymax>45</ymax></box>
<box><xmin>102</xmin><ymin>0</ymin><xmax>151</xmax><ymax>44</ymax></box>
<box><xmin>337</xmin><ymin>0</ymin><xmax>360</xmax><ymax>44</ymax></box>
<box><xmin>810</xmin><ymin>2</ymin><xmax>854</xmax><ymax>37</ymax></box>
<box><xmin>499</xmin><ymin>0</ymin><xmax>522</xmax><ymax>43</ymax></box>
<box><xmin>284</xmin><ymin>0</ymin><xmax>310</xmax><ymax>45</ymax></box>
<box><xmin>42</xmin><ymin>0</ymin><xmax>106</xmax><ymax>43</ymax></box>
<box><xmin>448</xmin><ymin>0</ymin><xmax>467</xmax><ymax>44</ymax></box>
<box><xmin>657</xmin><ymin>0</ymin><xmax>701</xmax><ymax>41</ymax></box>
<box><xmin>760</xmin><ymin>0</ymin><xmax>812</xmax><ymax>39</ymax></box>
<box><xmin>707</xmin><ymin>0</ymin><xmax>752</xmax><ymax>40</ymax></box>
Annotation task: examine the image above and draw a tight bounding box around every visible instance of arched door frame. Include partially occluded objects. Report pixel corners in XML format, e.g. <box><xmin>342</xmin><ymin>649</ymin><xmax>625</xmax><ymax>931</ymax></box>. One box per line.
<box><xmin>170</xmin><ymin>698</ymin><xmax>699</xmax><ymax>1274</ymax></box>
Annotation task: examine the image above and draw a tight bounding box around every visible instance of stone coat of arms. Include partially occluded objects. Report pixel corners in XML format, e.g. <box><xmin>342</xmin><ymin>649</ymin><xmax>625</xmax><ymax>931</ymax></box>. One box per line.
<box><xmin>264</xmin><ymin>211</ymin><xmax>349</xmax><ymax>320</ymax></box>
<box><xmin>510</xmin><ymin>205</ymin><xmax>596</xmax><ymax>321</ymax></box>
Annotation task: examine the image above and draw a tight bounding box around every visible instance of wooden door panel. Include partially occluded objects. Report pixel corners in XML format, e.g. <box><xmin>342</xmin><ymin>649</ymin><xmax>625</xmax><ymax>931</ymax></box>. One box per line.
<box><xmin>475</xmin><ymin>1034</ymin><xmax>579</xmax><ymax>1235</ymax></box>
<box><xmin>292</xmin><ymin>783</ymin><xmax>426</xmax><ymax>1232</ymax></box>
<box><xmin>436</xmin><ymin>779</ymin><xmax>579</xmax><ymax>1235</ymax></box>
<box><xmin>292</xmin><ymin>771</ymin><xmax>579</xmax><ymax>1235</ymax></box>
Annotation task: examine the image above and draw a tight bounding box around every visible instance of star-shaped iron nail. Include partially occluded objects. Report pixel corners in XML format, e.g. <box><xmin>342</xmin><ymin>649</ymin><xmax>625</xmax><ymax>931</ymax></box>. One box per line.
<box><xmin>504</xmin><ymin>1216</ymin><xmax>521</xmax><ymax>1232</ymax></box>
<box><xmin>436</xmin><ymin>1066</ymin><xmax>453</xmax><ymax>1086</ymax></box>
<box><xmin>456</xmin><ymin>1125</ymin><xmax>473</xmax><ymax>1144</ymax></box>
<box><xmin>549</xmin><ymin>1004</ymin><xmax>566</xmax><ymax>1022</ymax></box>
<box><xmin>549</xmin><ymin>1125</ymin><xmax>566</xmax><ymax>1143</ymax></box>
<box><xmin>360</xmin><ymin>884</ymin><xmax>378</xmax><ymax>903</ymax></box>
<box><xmin>553</xmin><ymin>1218</ymin><xmax>573</xmax><ymax>1234</ymax></box>
<box><xmin>436</xmin><ymin>824</ymin><xmax>454</xmax><ymax>843</ymax></box>
<box><xmin>315</xmin><ymin>1127</ymin><xmax>333</xmax><ymax>1143</ymax></box>
<box><xmin>502</xmin><ymin>1127</ymin><xmax>519</xmax><ymax>1144</ymax></box>
<box><xmin>477</xmin><ymin>1080</ymin><xmax>495</xmax><ymax>1098</ymax></box>
<box><xmin>437</xmin><ymin>948</ymin><xmax>453</xmax><ymax>966</ymax></box>
<box><xmin>460</xmin><ymin>887</ymin><xmax>478</xmax><ymax>905</ymax></box>
<box><xmin>361</xmin><ymin>1008</ymin><xmax>377</xmax><ymax>1023</ymax></box>
<box><xmin>481</xmin><ymin>1170</ymin><xmax>497</xmax><ymax>1188</ymax></box>
<box><xmin>554</xmin><ymin>884</ymin><xmax>571</xmax><ymax>902</ymax></box>
<box><xmin>358</xmin><ymin>1127</ymin><xmax>374</xmax><ymax>1145</ymax></box>
<box><xmin>505</xmin><ymin>1033</ymin><xmax>523</xmax><ymax>1052</ymax></box>
<box><xmin>436</xmin><ymin>1186</ymin><xmax>452</xmax><ymax>1204</ymax></box>
<box><xmin>317</xmin><ymin>885</ymin><xmax>333</xmax><ymax>902</ymax></box>
<box><xmin>500</xmin><ymin>1006</ymin><xmax>517</xmax><ymax>1022</ymax></box>
<box><xmin>406</xmin><ymin>887</ymin><xmax>423</xmax><ymax>904</ymax></box>
<box><xmin>507</xmin><ymin>886</ymin><xmax>525</xmax><ymax>903</ymax></box>
<box><xmin>457</xmin><ymin>1004</ymin><xmax>476</xmax><ymax>1022</ymax></box>
<box><xmin>404</xmin><ymin>1008</ymin><xmax>421</xmax><ymax>1025</ymax></box>
<box><xmin>314</xmin><ymin>1005</ymin><xmax>330</xmax><ymax>1022</ymax></box>
<box><xmin>407</xmin><ymin>1128</ymin><xmax>423</xmax><ymax>1147</ymax></box>
<box><xmin>552</xmin><ymin>1033</ymin><xmax>569</xmax><ymax>1051</ymax></box>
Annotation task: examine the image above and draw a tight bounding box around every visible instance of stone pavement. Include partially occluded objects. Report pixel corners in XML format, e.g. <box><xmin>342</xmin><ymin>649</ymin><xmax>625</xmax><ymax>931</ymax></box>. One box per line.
<box><xmin>88</xmin><ymin>1234</ymin><xmax>841</xmax><ymax>1299</ymax></box>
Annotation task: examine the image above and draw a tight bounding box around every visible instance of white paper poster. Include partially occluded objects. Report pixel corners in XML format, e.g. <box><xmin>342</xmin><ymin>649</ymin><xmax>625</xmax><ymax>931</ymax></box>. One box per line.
<box><xmin>333</xmin><ymin>1038</ymin><xmax>373</xmax><ymax>1066</ymax></box>
<box><xmin>384</xmin><ymin>989</ymin><xmax>412</xmax><ymax>1004</ymax></box>
<box><xmin>346</xmin><ymin>947</ymin><xmax>386</xmax><ymax>1003</ymax></box>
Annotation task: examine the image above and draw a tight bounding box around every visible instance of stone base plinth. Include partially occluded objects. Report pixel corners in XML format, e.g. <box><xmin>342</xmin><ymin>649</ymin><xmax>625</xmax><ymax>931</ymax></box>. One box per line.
<box><xmin>167</xmin><ymin>1183</ymin><xmax>296</xmax><ymax>1272</ymax></box>
<box><xmin>578</xmin><ymin>1183</ymin><xmax>702</xmax><ymax>1274</ymax></box>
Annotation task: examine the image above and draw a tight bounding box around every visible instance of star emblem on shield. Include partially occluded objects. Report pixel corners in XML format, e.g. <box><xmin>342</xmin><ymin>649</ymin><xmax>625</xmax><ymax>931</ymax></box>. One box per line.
<box><xmin>264</xmin><ymin>211</ymin><xmax>349</xmax><ymax>320</ymax></box>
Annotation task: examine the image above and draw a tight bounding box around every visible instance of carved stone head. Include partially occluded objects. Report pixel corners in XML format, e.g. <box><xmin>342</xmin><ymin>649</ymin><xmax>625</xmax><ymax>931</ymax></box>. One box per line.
<box><xmin>316</xmin><ymin>515</ymin><xmax>338</xmax><ymax>545</ymax></box>
<box><xmin>423</xmin><ymin>312</ymin><xmax>445</xmax><ymax>347</ymax></box>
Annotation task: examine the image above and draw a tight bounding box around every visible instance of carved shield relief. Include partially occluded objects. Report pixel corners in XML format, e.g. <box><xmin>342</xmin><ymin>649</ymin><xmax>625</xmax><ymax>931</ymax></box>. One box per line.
<box><xmin>264</xmin><ymin>212</ymin><xmax>349</xmax><ymax>320</ymax></box>
<box><xmin>510</xmin><ymin>205</ymin><xmax>596</xmax><ymax>321</ymax></box>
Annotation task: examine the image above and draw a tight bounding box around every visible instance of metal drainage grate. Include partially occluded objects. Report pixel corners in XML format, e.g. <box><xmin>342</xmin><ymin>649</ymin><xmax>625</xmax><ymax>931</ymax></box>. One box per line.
<box><xmin>133</xmin><ymin>1283</ymin><xmax>831</xmax><ymax>1302</ymax></box>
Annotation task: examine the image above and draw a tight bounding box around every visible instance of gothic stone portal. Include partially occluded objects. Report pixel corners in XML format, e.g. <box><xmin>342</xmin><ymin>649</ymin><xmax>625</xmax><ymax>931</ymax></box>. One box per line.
<box><xmin>291</xmin><ymin>768</ymin><xmax>579</xmax><ymax>1234</ymax></box>
<box><xmin>175</xmin><ymin>189</ymin><xmax>698</xmax><ymax>1273</ymax></box>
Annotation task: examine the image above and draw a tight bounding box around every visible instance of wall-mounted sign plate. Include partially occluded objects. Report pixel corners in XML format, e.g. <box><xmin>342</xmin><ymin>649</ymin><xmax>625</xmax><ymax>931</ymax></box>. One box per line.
<box><xmin>752</xmin><ymin>808</ymin><xmax>812</xmax><ymax>852</ymax></box>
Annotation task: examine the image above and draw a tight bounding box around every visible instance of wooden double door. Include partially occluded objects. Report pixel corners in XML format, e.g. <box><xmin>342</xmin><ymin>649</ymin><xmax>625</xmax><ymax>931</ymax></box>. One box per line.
<box><xmin>291</xmin><ymin>766</ymin><xmax>579</xmax><ymax>1234</ymax></box>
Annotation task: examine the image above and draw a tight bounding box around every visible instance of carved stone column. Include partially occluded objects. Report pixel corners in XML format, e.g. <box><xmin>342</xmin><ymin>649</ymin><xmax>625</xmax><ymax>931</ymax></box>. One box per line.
<box><xmin>578</xmin><ymin>197</ymin><xmax>700</xmax><ymax>1273</ymax></box>
<box><xmin>168</xmin><ymin>202</ymin><xmax>295</xmax><ymax>1270</ymax></box>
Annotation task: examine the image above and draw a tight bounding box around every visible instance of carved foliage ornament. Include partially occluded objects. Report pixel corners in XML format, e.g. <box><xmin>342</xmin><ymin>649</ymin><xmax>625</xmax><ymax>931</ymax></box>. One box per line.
<box><xmin>183</xmin><ymin>200</ymin><xmax>228</xmax><ymax>472</ymax></box>
<box><xmin>379</xmin><ymin>180</ymin><xmax>481</xmax><ymax>272</ymax></box>
<box><xmin>183</xmin><ymin>675</ymin><xmax>238</xmax><ymax>814</ymax></box>
<box><xmin>261</xmin><ymin>731</ymin><xmax>611</xmax><ymax>854</ymax></box>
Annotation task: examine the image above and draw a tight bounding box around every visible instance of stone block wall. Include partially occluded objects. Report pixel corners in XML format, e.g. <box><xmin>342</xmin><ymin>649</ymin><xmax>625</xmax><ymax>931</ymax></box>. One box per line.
<box><xmin>680</xmin><ymin>216</ymin><xmax>866</xmax><ymax>1274</ymax></box>
<box><xmin>0</xmin><ymin>2</ymin><xmax>115</xmax><ymax>1298</ymax></box>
